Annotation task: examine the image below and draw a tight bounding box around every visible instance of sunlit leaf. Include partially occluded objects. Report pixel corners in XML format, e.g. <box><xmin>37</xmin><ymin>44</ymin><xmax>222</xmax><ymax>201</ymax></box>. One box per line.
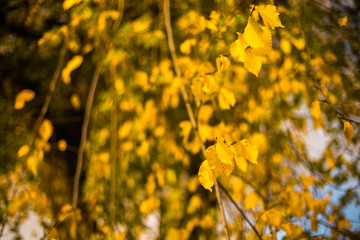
<box><xmin>244</xmin><ymin>48</ymin><xmax>262</xmax><ymax>77</ymax></box>
<box><xmin>338</xmin><ymin>16</ymin><xmax>348</xmax><ymax>27</ymax></box>
<box><xmin>342</xmin><ymin>120</ymin><xmax>354</xmax><ymax>143</ymax></box>
<box><xmin>255</xmin><ymin>5</ymin><xmax>284</xmax><ymax>29</ymax></box>
<box><xmin>244</xmin><ymin>17</ymin><xmax>265</xmax><ymax>49</ymax></box>
<box><xmin>244</xmin><ymin>192</ymin><xmax>258</xmax><ymax>210</ymax></box>
<box><xmin>198</xmin><ymin>160</ymin><xmax>216</xmax><ymax>192</ymax></box>
<box><xmin>218</xmin><ymin>88</ymin><xmax>236</xmax><ymax>110</ymax></box>
<box><xmin>14</xmin><ymin>89</ymin><xmax>35</xmax><ymax>109</ymax></box>
<box><xmin>310</xmin><ymin>100</ymin><xmax>321</xmax><ymax>119</ymax></box>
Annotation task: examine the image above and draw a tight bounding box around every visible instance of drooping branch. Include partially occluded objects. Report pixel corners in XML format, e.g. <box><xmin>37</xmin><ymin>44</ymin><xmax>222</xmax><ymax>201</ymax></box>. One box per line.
<box><xmin>163</xmin><ymin>0</ymin><xmax>230</xmax><ymax>239</ymax></box>
<box><xmin>71</xmin><ymin>63</ymin><xmax>102</xmax><ymax>239</ymax></box>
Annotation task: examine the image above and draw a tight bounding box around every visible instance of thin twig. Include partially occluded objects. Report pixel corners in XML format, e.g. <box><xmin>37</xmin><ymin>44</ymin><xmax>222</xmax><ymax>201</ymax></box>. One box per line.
<box><xmin>29</xmin><ymin>42</ymin><xmax>68</xmax><ymax>146</ymax></box>
<box><xmin>296</xmin><ymin>6</ymin><xmax>360</xmax><ymax>126</ymax></box>
<box><xmin>109</xmin><ymin>68</ymin><xmax>118</xmax><ymax>232</ymax></box>
<box><xmin>163</xmin><ymin>0</ymin><xmax>229</xmax><ymax>239</ymax></box>
<box><xmin>71</xmin><ymin>63</ymin><xmax>102</xmax><ymax>239</ymax></box>
<box><xmin>218</xmin><ymin>182</ymin><xmax>262</xmax><ymax>240</ymax></box>
<box><xmin>39</xmin><ymin>209</ymin><xmax>74</xmax><ymax>240</ymax></box>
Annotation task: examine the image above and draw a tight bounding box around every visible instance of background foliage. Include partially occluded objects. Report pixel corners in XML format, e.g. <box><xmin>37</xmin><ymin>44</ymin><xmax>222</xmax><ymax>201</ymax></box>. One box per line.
<box><xmin>1</xmin><ymin>0</ymin><xmax>360</xmax><ymax>239</ymax></box>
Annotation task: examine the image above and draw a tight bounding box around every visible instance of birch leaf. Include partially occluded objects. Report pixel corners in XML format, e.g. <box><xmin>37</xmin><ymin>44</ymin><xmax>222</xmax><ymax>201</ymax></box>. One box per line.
<box><xmin>343</xmin><ymin>120</ymin><xmax>354</xmax><ymax>143</ymax></box>
<box><xmin>255</xmin><ymin>5</ymin><xmax>284</xmax><ymax>29</ymax></box>
<box><xmin>244</xmin><ymin>48</ymin><xmax>262</xmax><ymax>77</ymax></box>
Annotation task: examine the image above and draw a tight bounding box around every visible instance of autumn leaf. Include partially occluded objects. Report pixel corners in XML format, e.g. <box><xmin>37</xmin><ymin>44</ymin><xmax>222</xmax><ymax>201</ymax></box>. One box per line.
<box><xmin>230</xmin><ymin>33</ymin><xmax>247</xmax><ymax>62</ymax></box>
<box><xmin>263</xmin><ymin>209</ymin><xmax>282</xmax><ymax>227</ymax></box>
<box><xmin>17</xmin><ymin>145</ymin><xmax>30</xmax><ymax>158</ymax></box>
<box><xmin>27</xmin><ymin>155</ymin><xmax>39</xmax><ymax>176</ymax></box>
<box><xmin>342</xmin><ymin>120</ymin><xmax>354</xmax><ymax>143</ymax></box>
<box><xmin>244</xmin><ymin>48</ymin><xmax>262</xmax><ymax>77</ymax></box>
<box><xmin>236</xmin><ymin>139</ymin><xmax>258</xmax><ymax>164</ymax></box>
<box><xmin>63</xmin><ymin>0</ymin><xmax>82</xmax><ymax>10</ymax></box>
<box><xmin>62</xmin><ymin>55</ymin><xmax>83</xmax><ymax>84</ymax></box>
<box><xmin>207</xmin><ymin>144</ymin><xmax>233</xmax><ymax>177</ymax></box>
<box><xmin>243</xmin><ymin>17</ymin><xmax>265</xmax><ymax>49</ymax></box>
<box><xmin>218</xmin><ymin>88</ymin><xmax>236</xmax><ymax>110</ymax></box>
<box><xmin>338</xmin><ymin>16</ymin><xmax>348</xmax><ymax>27</ymax></box>
<box><xmin>255</xmin><ymin>5</ymin><xmax>284</xmax><ymax>29</ymax></box>
<box><xmin>70</xmin><ymin>94</ymin><xmax>81</xmax><ymax>110</ymax></box>
<box><xmin>57</xmin><ymin>139</ymin><xmax>67</xmax><ymax>152</ymax></box>
<box><xmin>215</xmin><ymin>136</ymin><xmax>234</xmax><ymax>167</ymax></box>
<box><xmin>39</xmin><ymin>119</ymin><xmax>53</xmax><ymax>141</ymax></box>
<box><xmin>198</xmin><ymin>160</ymin><xmax>216</xmax><ymax>192</ymax></box>
<box><xmin>216</xmin><ymin>55</ymin><xmax>230</xmax><ymax>73</ymax></box>
<box><xmin>244</xmin><ymin>191</ymin><xmax>258</xmax><ymax>209</ymax></box>
<box><xmin>310</xmin><ymin>100</ymin><xmax>321</xmax><ymax>119</ymax></box>
<box><xmin>14</xmin><ymin>89</ymin><xmax>35</xmax><ymax>109</ymax></box>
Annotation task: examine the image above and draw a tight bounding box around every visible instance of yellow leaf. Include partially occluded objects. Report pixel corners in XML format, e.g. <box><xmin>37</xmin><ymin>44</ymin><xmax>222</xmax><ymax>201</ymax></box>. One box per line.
<box><xmin>70</xmin><ymin>94</ymin><xmax>81</xmax><ymax>110</ymax></box>
<box><xmin>180</xmin><ymin>38</ymin><xmax>196</xmax><ymax>55</ymax></box>
<box><xmin>218</xmin><ymin>88</ymin><xmax>236</xmax><ymax>110</ymax></box>
<box><xmin>216</xmin><ymin>55</ymin><xmax>230</xmax><ymax>73</ymax></box>
<box><xmin>255</xmin><ymin>5</ymin><xmax>284</xmax><ymax>29</ymax></box>
<box><xmin>281</xmin><ymin>222</ymin><xmax>303</xmax><ymax>238</ymax></box>
<box><xmin>62</xmin><ymin>55</ymin><xmax>83</xmax><ymax>84</ymax></box>
<box><xmin>266</xmin><ymin>209</ymin><xmax>282</xmax><ymax>227</ymax></box>
<box><xmin>234</xmin><ymin>155</ymin><xmax>248</xmax><ymax>172</ymax></box>
<box><xmin>244</xmin><ymin>192</ymin><xmax>258</xmax><ymax>210</ymax></box>
<box><xmin>342</xmin><ymin>120</ymin><xmax>354</xmax><ymax>143</ymax></box>
<box><xmin>118</xmin><ymin>121</ymin><xmax>133</xmax><ymax>139</ymax></box>
<box><xmin>59</xmin><ymin>204</ymin><xmax>73</xmax><ymax>222</ymax></box>
<box><xmin>191</xmin><ymin>76</ymin><xmax>215</xmax><ymax>106</ymax></box>
<box><xmin>198</xmin><ymin>105</ymin><xmax>213</xmax><ymax>122</ymax></box>
<box><xmin>338</xmin><ymin>16</ymin><xmax>348</xmax><ymax>27</ymax></box>
<box><xmin>327</xmin><ymin>158</ymin><xmax>336</xmax><ymax>170</ymax></box>
<box><xmin>244</xmin><ymin>17</ymin><xmax>265</xmax><ymax>49</ymax></box>
<box><xmin>198</xmin><ymin>160</ymin><xmax>216</xmax><ymax>192</ymax></box>
<box><xmin>239</xmin><ymin>139</ymin><xmax>258</xmax><ymax>164</ymax></box>
<box><xmin>216</xmin><ymin>136</ymin><xmax>234</xmax><ymax>167</ymax></box>
<box><xmin>39</xmin><ymin>119</ymin><xmax>53</xmax><ymax>141</ymax></box>
<box><xmin>14</xmin><ymin>89</ymin><xmax>35</xmax><ymax>109</ymax></box>
<box><xmin>63</xmin><ymin>0</ymin><xmax>82</xmax><ymax>10</ymax></box>
<box><xmin>280</xmin><ymin>38</ymin><xmax>292</xmax><ymax>55</ymax></box>
<box><xmin>17</xmin><ymin>145</ymin><xmax>30</xmax><ymax>158</ymax></box>
<box><xmin>27</xmin><ymin>155</ymin><xmax>39</xmax><ymax>176</ymax></box>
<box><xmin>244</xmin><ymin>48</ymin><xmax>262</xmax><ymax>77</ymax></box>
<box><xmin>252</xmin><ymin>26</ymin><xmax>273</xmax><ymax>56</ymax></box>
<box><xmin>57</xmin><ymin>139</ymin><xmax>67</xmax><ymax>152</ymax></box>
<box><xmin>310</xmin><ymin>100</ymin><xmax>321</xmax><ymax>119</ymax></box>
<box><xmin>338</xmin><ymin>219</ymin><xmax>352</xmax><ymax>229</ymax></box>
<box><xmin>135</xmin><ymin>71</ymin><xmax>150</xmax><ymax>91</ymax></box>
<box><xmin>230</xmin><ymin>33</ymin><xmax>247</xmax><ymax>62</ymax></box>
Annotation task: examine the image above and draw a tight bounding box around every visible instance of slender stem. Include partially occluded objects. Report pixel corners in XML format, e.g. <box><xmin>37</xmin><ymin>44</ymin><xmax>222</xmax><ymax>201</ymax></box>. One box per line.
<box><xmin>29</xmin><ymin>42</ymin><xmax>68</xmax><ymax>146</ymax></box>
<box><xmin>218</xmin><ymin>182</ymin><xmax>262</xmax><ymax>240</ymax></box>
<box><xmin>39</xmin><ymin>209</ymin><xmax>74</xmax><ymax>240</ymax></box>
<box><xmin>163</xmin><ymin>0</ymin><xmax>229</xmax><ymax>239</ymax></box>
<box><xmin>109</xmin><ymin>68</ymin><xmax>118</xmax><ymax>232</ymax></box>
<box><xmin>71</xmin><ymin>63</ymin><xmax>102</xmax><ymax>239</ymax></box>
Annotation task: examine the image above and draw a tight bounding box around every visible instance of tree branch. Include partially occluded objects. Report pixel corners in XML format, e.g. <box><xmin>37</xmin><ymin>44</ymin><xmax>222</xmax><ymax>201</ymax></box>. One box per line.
<box><xmin>218</xmin><ymin>182</ymin><xmax>262</xmax><ymax>240</ymax></box>
<box><xmin>71</xmin><ymin>63</ymin><xmax>102</xmax><ymax>239</ymax></box>
<box><xmin>163</xmin><ymin>0</ymin><xmax>229</xmax><ymax>239</ymax></box>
